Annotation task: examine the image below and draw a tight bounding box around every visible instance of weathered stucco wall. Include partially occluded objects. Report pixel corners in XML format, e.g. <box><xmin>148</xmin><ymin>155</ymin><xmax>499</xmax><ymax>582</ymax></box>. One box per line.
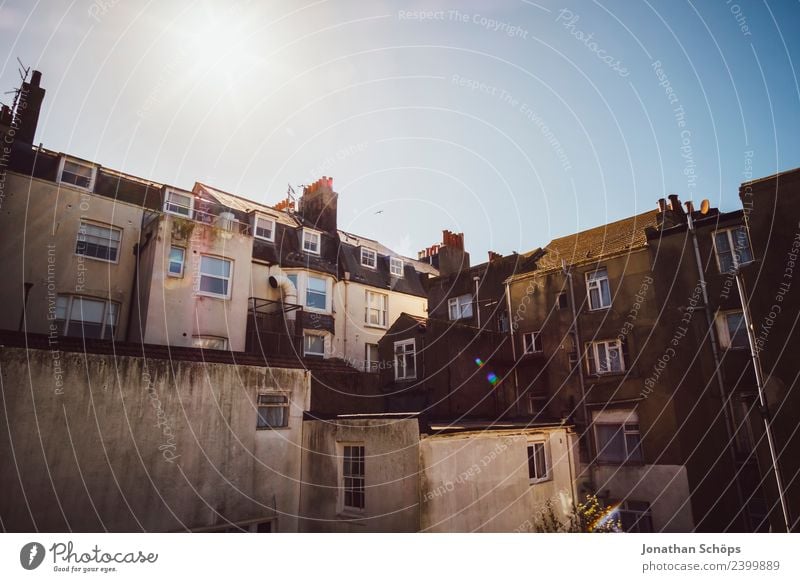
<box><xmin>140</xmin><ymin>214</ymin><xmax>254</xmax><ymax>350</ymax></box>
<box><xmin>419</xmin><ymin>428</ymin><xmax>576</xmax><ymax>532</ymax></box>
<box><xmin>299</xmin><ymin>418</ymin><xmax>420</xmax><ymax>532</ymax></box>
<box><xmin>0</xmin><ymin>346</ymin><xmax>309</xmax><ymax>532</ymax></box>
<box><xmin>592</xmin><ymin>464</ymin><xmax>694</xmax><ymax>532</ymax></box>
<box><xmin>0</xmin><ymin>173</ymin><xmax>143</xmax><ymax>339</ymax></box>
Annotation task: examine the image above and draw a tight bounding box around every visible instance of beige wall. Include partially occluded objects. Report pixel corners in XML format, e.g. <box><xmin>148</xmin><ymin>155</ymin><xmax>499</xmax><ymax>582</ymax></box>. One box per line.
<box><xmin>299</xmin><ymin>418</ymin><xmax>421</xmax><ymax>532</ymax></box>
<box><xmin>0</xmin><ymin>172</ymin><xmax>142</xmax><ymax>339</ymax></box>
<box><xmin>139</xmin><ymin>214</ymin><xmax>253</xmax><ymax>351</ymax></box>
<box><xmin>419</xmin><ymin>428</ymin><xmax>577</xmax><ymax>532</ymax></box>
<box><xmin>333</xmin><ymin>280</ymin><xmax>428</xmax><ymax>370</ymax></box>
<box><xmin>0</xmin><ymin>346</ymin><xmax>310</xmax><ymax>532</ymax></box>
<box><xmin>592</xmin><ymin>464</ymin><xmax>694</xmax><ymax>532</ymax></box>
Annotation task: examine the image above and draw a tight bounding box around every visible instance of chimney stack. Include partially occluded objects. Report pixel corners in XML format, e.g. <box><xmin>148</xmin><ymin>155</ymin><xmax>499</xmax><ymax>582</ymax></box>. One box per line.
<box><xmin>432</xmin><ymin>230</ymin><xmax>469</xmax><ymax>277</ymax></box>
<box><xmin>13</xmin><ymin>70</ymin><xmax>45</xmax><ymax>145</ymax></box>
<box><xmin>488</xmin><ymin>251</ymin><xmax>502</xmax><ymax>262</ymax></box>
<box><xmin>298</xmin><ymin>176</ymin><xmax>337</xmax><ymax>233</ymax></box>
<box><xmin>668</xmin><ymin>194</ymin><xmax>685</xmax><ymax>216</ymax></box>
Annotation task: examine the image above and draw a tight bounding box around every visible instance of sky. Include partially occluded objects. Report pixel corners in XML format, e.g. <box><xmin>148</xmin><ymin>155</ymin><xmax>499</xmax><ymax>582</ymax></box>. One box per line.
<box><xmin>1</xmin><ymin>0</ymin><xmax>798</xmax><ymax>260</ymax></box>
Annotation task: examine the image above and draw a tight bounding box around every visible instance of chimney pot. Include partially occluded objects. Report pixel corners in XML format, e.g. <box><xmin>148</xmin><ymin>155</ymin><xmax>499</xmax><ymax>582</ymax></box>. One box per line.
<box><xmin>657</xmin><ymin>198</ymin><xmax>667</xmax><ymax>213</ymax></box>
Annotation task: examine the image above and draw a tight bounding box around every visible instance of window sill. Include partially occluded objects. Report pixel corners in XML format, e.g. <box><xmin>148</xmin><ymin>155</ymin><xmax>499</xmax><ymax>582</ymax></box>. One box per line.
<box><xmin>58</xmin><ymin>180</ymin><xmax>95</xmax><ymax>192</ymax></box>
<box><xmin>364</xmin><ymin>323</ymin><xmax>387</xmax><ymax>330</ymax></box>
<box><xmin>394</xmin><ymin>377</ymin><xmax>417</xmax><ymax>382</ymax></box>
<box><xmin>529</xmin><ymin>477</ymin><xmax>552</xmax><ymax>485</ymax></box>
<box><xmin>336</xmin><ymin>511</ymin><xmax>367</xmax><ymax>522</ymax></box>
<box><xmin>587</xmin><ymin>306</ymin><xmax>611</xmax><ymax>313</ymax></box>
<box><xmin>256</xmin><ymin>426</ymin><xmax>291</xmax><ymax>431</ymax></box>
<box><xmin>253</xmin><ymin>236</ymin><xmax>275</xmax><ymax>243</ymax></box>
<box><xmin>196</xmin><ymin>292</ymin><xmax>230</xmax><ymax>300</ymax></box>
<box><xmin>74</xmin><ymin>253</ymin><xmax>120</xmax><ymax>265</ymax></box>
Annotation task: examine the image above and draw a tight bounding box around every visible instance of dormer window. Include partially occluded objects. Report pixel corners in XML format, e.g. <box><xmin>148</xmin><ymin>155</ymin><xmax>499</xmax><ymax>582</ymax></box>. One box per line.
<box><xmin>58</xmin><ymin>157</ymin><xmax>96</xmax><ymax>190</ymax></box>
<box><xmin>361</xmin><ymin>247</ymin><xmax>377</xmax><ymax>269</ymax></box>
<box><xmin>164</xmin><ymin>189</ymin><xmax>194</xmax><ymax>218</ymax></box>
<box><xmin>253</xmin><ymin>215</ymin><xmax>276</xmax><ymax>242</ymax></box>
<box><xmin>303</xmin><ymin>229</ymin><xmax>321</xmax><ymax>254</ymax></box>
<box><xmin>390</xmin><ymin>257</ymin><xmax>404</xmax><ymax>277</ymax></box>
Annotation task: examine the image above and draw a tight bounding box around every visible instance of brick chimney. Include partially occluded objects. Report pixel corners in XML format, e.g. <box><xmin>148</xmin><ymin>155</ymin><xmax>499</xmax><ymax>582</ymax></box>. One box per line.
<box><xmin>488</xmin><ymin>251</ymin><xmax>502</xmax><ymax>262</ymax></box>
<box><xmin>298</xmin><ymin>176</ymin><xmax>337</xmax><ymax>232</ymax></box>
<box><xmin>419</xmin><ymin>230</ymin><xmax>469</xmax><ymax>276</ymax></box>
<box><xmin>14</xmin><ymin>70</ymin><xmax>45</xmax><ymax>145</ymax></box>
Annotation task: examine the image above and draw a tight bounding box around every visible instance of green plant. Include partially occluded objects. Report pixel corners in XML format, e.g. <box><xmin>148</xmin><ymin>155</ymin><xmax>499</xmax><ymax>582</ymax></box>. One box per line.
<box><xmin>533</xmin><ymin>494</ymin><xmax>622</xmax><ymax>533</ymax></box>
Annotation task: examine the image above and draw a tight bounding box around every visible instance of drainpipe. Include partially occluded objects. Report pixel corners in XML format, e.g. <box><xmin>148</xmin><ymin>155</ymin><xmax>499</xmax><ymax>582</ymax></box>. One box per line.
<box><xmin>734</xmin><ymin>270</ymin><xmax>791</xmax><ymax>532</ymax></box>
<box><xmin>18</xmin><ymin>282</ymin><xmax>33</xmax><ymax>331</ymax></box>
<box><xmin>505</xmin><ymin>281</ymin><xmax>520</xmax><ymax>416</ymax></box>
<box><xmin>473</xmin><ymin>275</ymin><xmax>481</xmax><ymax>328</ymax></box>
<box><xmin>685</xmin><ymin>206</ymin><xmax>748</xmax><ymax>528</ymax></box>
<box><xmin>564</xmin><ymin>264</ymin><xmax>591</xmax><ymax>460</ymax></box>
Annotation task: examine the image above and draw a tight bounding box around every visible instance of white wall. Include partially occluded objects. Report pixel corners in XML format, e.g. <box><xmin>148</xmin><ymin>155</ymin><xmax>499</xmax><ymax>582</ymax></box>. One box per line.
<box><xmin>333</xmin><ymin>280</ymin><xmax>428</xmax><ymax>369</ymax></box>
<box><xmin>419</xmin><ymin>429</ymin><xmax>577</xmax><ymax>532</ymax></box>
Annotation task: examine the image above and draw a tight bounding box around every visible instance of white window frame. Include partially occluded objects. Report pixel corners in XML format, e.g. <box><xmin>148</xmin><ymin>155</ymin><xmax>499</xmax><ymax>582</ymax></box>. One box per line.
<box><xmin>526</xmin><ymin>440</ymin><xmax>551</xmax><ymax>484</ymax></box>
<box><xmin>716</xmin><ymin>310</ymin><xmax>749</xmax><ymax>350</ymax></box>
<box><xmin>365</xmin><ymin>343</ymin><xmax>380</xmax><ymax>373</ymax></box>
<box><xmin>593</xmin><ymin>410</ymin><xmax>643</xmax><ymax>464</ymax></box>
<box><xmin>713</xmin><ymin>226</ymin><xmax>753</xmax><ymax>273</ymax></box>
<box><xmin>365</xmin><ymin>290</ymin><xmax>388</xmax><ymax>328</ymax></box>
<box><xmin>198</xmin><ymin>255</ymin><xmax>233</xmax><ymax>299</ymax></box>
<box><xmin>448</xmin><ymin>294</ymin><xmax>474</xmax><ymax>320</ymax></box>
<box><xmin>390</xmin><ymin>257</ymin><xmax>404</xmax><ymax>277</ymax></box>
<box><xmin>55</xmin><ymin>295</ymin><xmax>119</xmax><ymax>340</ymax></box>
<box><xmin>75</xmin><ymin>220</ymin><xmax>122</xmax><ymax>264</ymax></box>
<box><xmin>523</xmin><ymin>331</ymin><xmax>542</xmax><ymax>354</ymax></box>
<box><xmin>303</xmin><ymin>332</ymin><xmax>326</xmax><ymax>357</ymax></box>
<box><xmin>253</xmin><ymin>215</ymin><xmax>276</xmax><ymax>242</ymax></box>
<box><xmin>339</xmin><ymin>443</ymin><xmax>366</xmax><ymax>514</ymax></box>
<box><xmin>58</xmin><ymin>156</ymin><xmax>97</xmax><ymax>191</ymax></box>
<box><xmin>168</xmin><ymin>246</ymin><xmax>185</xmax><ymax>278</ymax></box>
<box><xmin>394</xmin><ymin>338</ymin><xmax>417</xmax><ymax>381</ymax></box>
<box><xmin>163</xmin><ymin>188</ymin><xmax>195</xmax><ymax>218</ymax></box>
<box><xmin>586</xmin><ymin>267</ymin><xmax>611</xmax><ymax>310</ymax></box>
<box><xmin>256</xmin><ymin>392</ymin><xmax>290</xmax><ymax>430</ymax></box>
<box><xmin>360</xmin><ymin>247</ymin><xmax>377</xmax><ymax>269</ymax></box>
<box><xmin>305</xmin><ymin>275</ymin><xmax>328</xmax><ymax>312</ymax></box>
<box><xmin>302</xmin><ymin>229</ymin><xmax>321</xmax><ymax>255</ymax></box>
<box><xmin>587</xmin><ymin>339</ymin><xmax>625</xmax><ymax>374</ymax></box>
<box><xmin>191</xmin><ymin>335</ymin><xmax>228</xmax><ymax>350</ymax></box>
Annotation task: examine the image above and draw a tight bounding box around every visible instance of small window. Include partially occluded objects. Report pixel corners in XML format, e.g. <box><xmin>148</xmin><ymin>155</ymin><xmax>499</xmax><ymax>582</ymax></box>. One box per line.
<box><xmin>586</xmin><ymin>339</ymin><xmax>625</xmax><ymax>374</ymax></box>
<box><xmin>306</xmin><ymin>276</ymin><xmax>327</xmax><ymax>310</ymax></box>
<box><xmin>714</xmin><ymin>227</ymin><xmax>753</xmax><ymax>273</ymax></box>
<box><xmin>717</xmin><ymin>311</ymin><xmax>749</xmax><ymax>349</ymax></box>
<box><xmin>595</xmin><ymin>417</ymin><xmax>642</xmax><ymax>464</ymax></box>
<box><xmin>199</xmin><ymin>255</ymin><xmax>233</xmax><ymax>298</ymax></box>
<box><xmin>168</xmin><ymin>246</ymin><xmax>185</xmax><ymax>277</ymax></box>
<box><xmin>612</xmin><ymin>500</ymin><xmax>653</xmax><ymax>533</ymax></box>
<box><xmin>556</xmin><ymin>292</ymin><xmax>568</xmax><ymax>310</ymax></box>
<box><xmin>60</xmin><ymin>158</ymin><xmax>95</xmax><ymax>190</ymax></box>
<box><xmin>304</xmin><ymin>333</ymin><xmax>325</xmax><ymax>356</ymax></box>
<box><xmin>76</xmin><ymin>221</ymin><xmax>121</xmax><ymax>263</ymax></box>
<box><xmin>164</xmin><ymin>189</ymin><xmax>194</xmax><ymax>217</ymax></box>
<box><xmin>497</xmin><ymin>311</ymin><xmax>510</xmax><ymax>333</ymax></box>
<box><xmin>55</xmin><ymin>295</ymin><xmax>118</xmax><ymax>340</ymax></box>
<box><xmin>586</xmin><ymin>268</ymin><xmax>611</xmax><ymax>310</ymax></box>
<box><xmin>361</xmin><ymin>247</ymin><xmax>377</xmax><ymax>268</ymax></box>
<box><xmin>394</xmin><ymin>339</ymin><xmax>416</xmax><ymax>380</ymax></box>
<box><xmin>256</xmin><ymin>393</ymin><xmax>289</xmax><ymax>429</ymax></box>
<box><xmin>365</xmin><ymin>343</ymin><xmax>379</xmax><ymax>373</ymax></box>
<box><xmin>448</xmin><ymin>294</ymin><xmax>474</xmax><ymax>320</ymax></box>
<box><xmin>192</xmin><ymin>336</ymin><xmax>227</xmax><ymax>350</ymax></box>
<box><xmin>527</xmin><ymin>442</ymin><xmax>550</xmax><ymax>483</ymax></box>
<box><xmin>523</xmin><ymin>331</ymin><xmax>542</xmax><ymax>354</ymax></box>
<box><xmin>365</xmin><ymin>291</ymin><xmax>388</xmax><ymax>327</ymax></box>
<box><xmin>303</xmin><ymin>229</ymin><xmax>321</xmax><ymax>254</ymax></box>
<box><xmin>390</xmin><ymin>257</ymin><xmax>404</xmax><ymax>277</ymax></box>
<box><xmin>341</xmin><ymin>444</ymin><xmax>365</xmax><ymax>511</ymax></box>
<box><xmin>254</xmin><ymin>216</ymin><xmax>276</xmax><ymax>242</ymax></box>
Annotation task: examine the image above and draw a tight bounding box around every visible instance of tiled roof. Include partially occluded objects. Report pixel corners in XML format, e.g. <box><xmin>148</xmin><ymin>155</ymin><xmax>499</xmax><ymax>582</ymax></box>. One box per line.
<box><xmin>535</xmin><ymin>209</ymin><xmax>660</xmax><ymax>273</ymax></box>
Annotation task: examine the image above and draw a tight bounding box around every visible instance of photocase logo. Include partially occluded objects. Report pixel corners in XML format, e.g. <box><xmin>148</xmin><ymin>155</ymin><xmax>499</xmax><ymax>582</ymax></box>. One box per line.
<box><xmin>20</xmin><ymin>542</ymin><xmax>46</xmax><ymax>570</ymax></box>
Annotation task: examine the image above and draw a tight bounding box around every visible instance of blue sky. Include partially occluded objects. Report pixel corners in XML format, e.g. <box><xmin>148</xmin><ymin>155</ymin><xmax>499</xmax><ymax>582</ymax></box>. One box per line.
<box><xmin>1</xmin><ymin>0</ymin><xmax>798</xmax><ymax>259</ymax></box>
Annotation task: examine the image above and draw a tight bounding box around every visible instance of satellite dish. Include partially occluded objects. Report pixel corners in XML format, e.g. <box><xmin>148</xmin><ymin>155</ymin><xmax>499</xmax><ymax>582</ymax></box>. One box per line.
<box><xmin>700</xmin><ymin>199</ymin><xmax>710</xmax><ymax>215</ymax></box>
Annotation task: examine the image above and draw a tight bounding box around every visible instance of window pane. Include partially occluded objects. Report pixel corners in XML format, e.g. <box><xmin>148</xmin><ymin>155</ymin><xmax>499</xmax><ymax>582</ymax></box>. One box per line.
<box><xmin>199</xmin><ymin>275</ymin><xmax>228</xmax><ymax>296</ymax></box>
<box><xmin>727</xmin><ymin>312</ymin><xmax>749</xmax><ymax>348</ymax></box>
<box><xmin>715</xmin><ymin>232</ymin><xmax>734</xmax><ymax>272</ymax></box>
<box><xmin>169</xmin><ymin>247</ymin><xmax>184</xmax><ymax>275</ymax></box>
<box><xmin>70</xmin><ymin>297</ymin><xmax>105</xmax><ymax>323</ymax></box>
<box><xmin>626</xmin><ymin>433</ymin><xmax>643</xmax><ymax>461</ymax></box>
<box><xmin>305</xmin><ymin>334</ymin><xmax>324</xmax><ymax>354</ymax></box>
<box><xmin>734</xmin><ymin>228</ymin><xmax>753</xmax><ymax>264</ymax></box>
<box><xmin>201</xmin><ymin>256</ymin><xmax>230</xmax><ymax>277</ymax></box>
<box><xmin>308</xmin><ymin>277</ymin><xmax>326</xmax><ymax>292</ymax></box>
<box><xmin>255</xmin><ymin>218</ymin><xmax>274</xmax><ymax>239</ymax></box>
<box><xmin>596</xmin><ymin>425</ymin><xmax>626</xmax><ymax>462</ymax></box>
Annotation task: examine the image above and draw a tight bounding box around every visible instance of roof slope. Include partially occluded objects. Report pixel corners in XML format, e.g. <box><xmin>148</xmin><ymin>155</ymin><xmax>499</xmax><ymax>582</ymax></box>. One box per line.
<box><xmin>536</xmin><ymin>209</ymin><xmax>659</xmax><ymax>272</ymax></box>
